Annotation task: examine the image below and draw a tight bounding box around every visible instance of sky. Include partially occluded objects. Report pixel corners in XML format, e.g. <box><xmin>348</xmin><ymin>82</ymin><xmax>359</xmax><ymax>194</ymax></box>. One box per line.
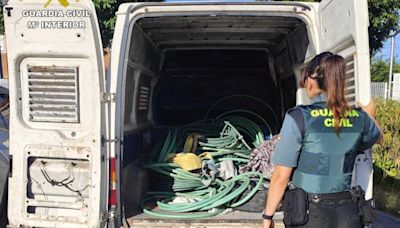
<box><xmin>376</xmin><ymin>34</ymin><xmax>400</xmax><ymax>62</ymax></box>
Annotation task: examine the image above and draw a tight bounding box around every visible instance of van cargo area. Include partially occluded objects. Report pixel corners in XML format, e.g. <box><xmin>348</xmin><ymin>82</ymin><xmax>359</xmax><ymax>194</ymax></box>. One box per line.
<box><xmin>121</xmin><ymin>14</ymin><xmax>310</xmax><ymax>227</ymax></box>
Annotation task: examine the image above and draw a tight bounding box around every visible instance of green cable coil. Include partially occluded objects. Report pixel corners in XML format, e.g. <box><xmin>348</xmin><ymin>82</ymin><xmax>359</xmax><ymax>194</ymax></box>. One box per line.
<box><xmin>142</xmin><ymin>113</ymin><xmax>273</xmax><ymax>219</ymax></box>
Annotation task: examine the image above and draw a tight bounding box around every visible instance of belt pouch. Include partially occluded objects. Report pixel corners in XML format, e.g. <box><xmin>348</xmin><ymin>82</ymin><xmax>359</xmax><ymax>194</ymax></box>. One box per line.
<box><xmin>283</xmin><ymin>188</ymin><xmax>309</xmax><ymax>226</ymax></box>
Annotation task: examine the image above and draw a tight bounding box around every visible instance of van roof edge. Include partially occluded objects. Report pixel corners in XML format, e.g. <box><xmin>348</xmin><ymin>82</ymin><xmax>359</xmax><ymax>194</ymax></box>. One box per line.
<box><xmin>128</xmin><ymin>2</ymin><xmax>312</xmax><ymax>14</ymax></box>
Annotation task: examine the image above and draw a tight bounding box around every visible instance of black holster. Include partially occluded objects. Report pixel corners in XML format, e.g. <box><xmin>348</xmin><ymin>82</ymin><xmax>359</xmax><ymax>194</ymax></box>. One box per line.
<box><xmin>283</xmin><ymin>188</ymin><xmax>309</xmax><ymax>226</ymax></box>
<box><xmin>351</xmin><ymin>186</ymin><xmax>375</xmax><ymax>225</ymax></box>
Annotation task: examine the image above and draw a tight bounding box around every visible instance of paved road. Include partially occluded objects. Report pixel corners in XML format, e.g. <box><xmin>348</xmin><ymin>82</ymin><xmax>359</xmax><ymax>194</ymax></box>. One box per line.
<box><xmin>373</xmin><ymin>210</ymin><xmax>400</xmax><ymax>228</ymax></box>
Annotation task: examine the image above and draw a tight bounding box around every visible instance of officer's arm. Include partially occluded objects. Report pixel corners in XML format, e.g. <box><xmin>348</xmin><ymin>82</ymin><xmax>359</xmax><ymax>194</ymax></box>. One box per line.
<box><xmin>357</xmin><ymin>100</ymin><xmax>383</xmax><ymax>145</ymax></box>
<box><xmin>264</xmin><ymin>110</ymin><xmax>302</xmax><ymax>224</ymax></box>
<box><xmin>373</xmin><ymin>119</ymin><xmax>383</xmax><ymax>144</ymax></box>
<box><xmin>264</xmin><ymin>165</ymin><xmax>293</xmax><ymax>218</ymax></box>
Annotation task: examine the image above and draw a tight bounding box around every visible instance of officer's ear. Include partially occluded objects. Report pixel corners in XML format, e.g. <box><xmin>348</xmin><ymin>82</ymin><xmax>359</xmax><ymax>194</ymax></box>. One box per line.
<box><xmin>306</xmin><ymin>77</ymin><xmax>314</xmax><ymax>91</ymax></box>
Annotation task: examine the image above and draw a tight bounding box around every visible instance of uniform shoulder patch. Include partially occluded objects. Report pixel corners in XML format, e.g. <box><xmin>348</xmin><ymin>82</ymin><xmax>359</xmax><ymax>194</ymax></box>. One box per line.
<box><xmin>287</xmin><ymin>106</ymin><xmax>305</xmax><ymax>138</ymax></box>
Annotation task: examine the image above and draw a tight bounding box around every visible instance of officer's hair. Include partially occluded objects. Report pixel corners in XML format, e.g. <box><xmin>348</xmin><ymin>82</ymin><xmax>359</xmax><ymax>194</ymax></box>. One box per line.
<box><xmin>300</xmin><ymin>53</ymin><xmax>351</xmax><ymax>134</ymax></box>
<box><xmin>299</xmin><ymin>52</ymin><xmax>333</xmax><ymax>88</ymax></box>
<box><xmin>318</xmin><ymin>55</ymin><xmax>351</xmax><ymax>134</ymax></box>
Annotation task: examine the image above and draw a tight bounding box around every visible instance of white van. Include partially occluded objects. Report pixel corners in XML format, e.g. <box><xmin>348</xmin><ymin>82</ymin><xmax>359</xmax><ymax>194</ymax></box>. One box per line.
<box><xmin>3</xmin><ymin>0</ymin><xmax>373</xmax><ymax>227</ymax></box>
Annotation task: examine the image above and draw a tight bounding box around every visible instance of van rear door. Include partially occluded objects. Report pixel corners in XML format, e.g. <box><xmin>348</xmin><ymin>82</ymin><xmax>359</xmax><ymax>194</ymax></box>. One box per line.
<box><xmin>318</xmin><ymin>0</ymin><xmax>373</xmax><ymax>198</ymax></box>
<box><xmin>3</xmin><ymin>0</ymin><xmax>108</xmax><ymax>227</ymax></box>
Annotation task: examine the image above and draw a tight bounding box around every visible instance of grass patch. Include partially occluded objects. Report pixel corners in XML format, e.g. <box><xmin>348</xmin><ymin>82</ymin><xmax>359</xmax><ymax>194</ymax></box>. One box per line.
<box><xmin>372</xmin><ymin>99</ymin><xmax>400</xmax><ymax>217</ymax></box>
<box><xmin>373</xmin><ymin>165</ymin><xmax>400</xmax><ymax>217</ymax></box>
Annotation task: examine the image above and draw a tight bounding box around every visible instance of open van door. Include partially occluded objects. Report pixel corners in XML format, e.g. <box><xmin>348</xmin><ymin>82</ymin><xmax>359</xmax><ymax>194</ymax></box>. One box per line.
<box><xmin>3</xmin><ymin>0</ymin><xmax>109</xmax><ymax>227</ymax></box>
<box><xmin>317</xmin><ymin>0</ymin><xmax>373</xmax><ymax>198</ymax></box>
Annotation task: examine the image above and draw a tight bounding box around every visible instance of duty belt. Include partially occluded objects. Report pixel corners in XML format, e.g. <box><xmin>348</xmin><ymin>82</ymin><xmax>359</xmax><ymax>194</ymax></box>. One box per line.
<box><xmin>307</xmin><ymin>191</ymin><xmax>353</xmax><ymax>203</ymax></box>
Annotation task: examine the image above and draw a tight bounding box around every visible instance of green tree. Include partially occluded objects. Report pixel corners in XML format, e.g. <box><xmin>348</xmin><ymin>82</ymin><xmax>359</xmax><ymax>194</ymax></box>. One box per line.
<box><xmin>368</xmin><ymin>0</ymin><xmax>400</xmax><ymax>55</ymax></box>
<box><xmin>371</xmin><ymin>58</ymin><xmax>390</xmax><ymax>82</ymax></box>
<box><xmin>92</xmin><ymin>0</ymin><xmax>119</xmax><ymax>47</ymax></box>
<box><xmin>0</xmin><ymin>9</ymin><xmax>3</xmax><ymax>37</ymax></box>
<box><xmin>371</xmin><ymin>56</ymin><xmax>400</xmax><ymax>82</ymax></box>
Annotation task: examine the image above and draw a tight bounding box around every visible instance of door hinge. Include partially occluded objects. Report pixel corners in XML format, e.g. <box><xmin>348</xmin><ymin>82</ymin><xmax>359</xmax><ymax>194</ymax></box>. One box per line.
<box><xmin>101</xmin><ymin>135</ymin><xmax>120</xmax><ymax>146</ymax></box>
<box><xmin>101</xmin><ymin>92</ymin><xmax>116</xmax><ymax>102</ymax></box>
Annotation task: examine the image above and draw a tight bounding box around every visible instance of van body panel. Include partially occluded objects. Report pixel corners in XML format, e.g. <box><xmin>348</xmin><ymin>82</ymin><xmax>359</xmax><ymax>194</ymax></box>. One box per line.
<box><xmin>4</xmin><ymin>0</ymin><xmax>108</xmax><ymax>227</ymax></box>
<box><xmin>317</xmin><ymin>0</ymin><xmax>372</xmax><ymax>199</ymax></box>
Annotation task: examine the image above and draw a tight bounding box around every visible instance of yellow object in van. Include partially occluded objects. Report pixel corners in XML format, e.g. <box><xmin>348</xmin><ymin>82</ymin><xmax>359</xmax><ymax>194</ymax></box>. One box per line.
<box><xmin>171</xmin><ymin>153</ymin><xmax>202</xmax><ymax>171</ymax></box>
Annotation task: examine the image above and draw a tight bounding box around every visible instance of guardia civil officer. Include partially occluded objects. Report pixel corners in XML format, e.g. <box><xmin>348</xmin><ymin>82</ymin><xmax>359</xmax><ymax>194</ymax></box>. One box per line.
<box><xmin>262</xmin><ymin>52</ymin><xmax>383</xmax><ymax>228</ymax></box>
